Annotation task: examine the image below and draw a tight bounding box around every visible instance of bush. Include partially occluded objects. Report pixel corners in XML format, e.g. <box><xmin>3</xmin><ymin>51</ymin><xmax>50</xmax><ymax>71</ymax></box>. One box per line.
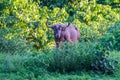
<box><xmin>109</xmin><ymin>51</ymin><xmax>120</xmax><ymax>75</ymax></box>
<box><xmin>47</xmin><ymin>42</ymin><xmax>117</xmax><ymax>74</ymax></box>
<box><xmin>97</xmin><ymin>0</ymin><xmax>120</xmax><ymax>8</ymax></box>
<box><xmin>0</xmin><ymin>42</ymin><xmax>119</xmax><ymax>76</ymax></box>
<box><xmin>0</xmin><ymin>54</ymin><xmax>25</xmax><ymax>73</ymax></box>
<box><xmin>47</xmin><ymin>42</ymin><xmax>97</xmax><ymax>73</ymax></box>
<box><xmin>23</xmin><ymin>53</ymin><xmax>49</xmax><ymax>77</ymax></box>
<box><xmin>91</xmin><ymin>44</ymin><xmax>116</xmax><ymax>74</ymax></box>
<box><xmin>0</xmin><ymin>53</ymin><xmax>49</xmax><ymax>78</ymax></box>
<box><xmin>0</xmin><ymin>28</ymin><xmax>31</xmax><ymax>54</ymax></box>
<box><xmin>101</xmin><ymin>21</ymin><xmax>120</xmax><ymax>51</ymax></box>
<box><xmin>40</xmin><ymin>0</ymin><xmax>72</xmax><ymax>9</ymax></box>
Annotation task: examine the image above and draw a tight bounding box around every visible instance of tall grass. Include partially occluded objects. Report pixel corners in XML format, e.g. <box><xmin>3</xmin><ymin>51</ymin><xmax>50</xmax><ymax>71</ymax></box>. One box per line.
<box><xmin>47</xmin><ymin>42</ymin><xmax>96</xmax><ymax>73</ymax></box>
<box><xmin>0</xmin><ymin>45</ymin><xmax>120</xmax><ymax>79</ymax></box>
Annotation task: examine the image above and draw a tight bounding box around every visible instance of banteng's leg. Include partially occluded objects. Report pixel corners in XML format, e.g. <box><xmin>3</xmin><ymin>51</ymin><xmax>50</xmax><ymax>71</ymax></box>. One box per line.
<box><xmin>56</xmin><ymin>42</ymin><xmax>60</xmax><ymax>48</ymax></box>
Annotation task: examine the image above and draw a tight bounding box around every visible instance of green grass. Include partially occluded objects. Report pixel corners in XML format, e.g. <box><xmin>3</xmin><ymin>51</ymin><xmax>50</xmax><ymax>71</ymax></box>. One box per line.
<box><xmin>0</xmin><ymin>51</ymin><xmax>120</xmax><ymax>80</ymax></box>
<box><xmin>0</xmin><ymin>71</ymin><xmax>119</xmax><ymax>80</ymax></box>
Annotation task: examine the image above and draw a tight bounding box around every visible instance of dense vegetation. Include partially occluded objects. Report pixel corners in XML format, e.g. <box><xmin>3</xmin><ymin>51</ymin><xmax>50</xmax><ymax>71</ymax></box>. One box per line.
<box><xmin>0</xmin><ymin>0</ymin><xmax>120</xmax><ymax>79</ymax></box>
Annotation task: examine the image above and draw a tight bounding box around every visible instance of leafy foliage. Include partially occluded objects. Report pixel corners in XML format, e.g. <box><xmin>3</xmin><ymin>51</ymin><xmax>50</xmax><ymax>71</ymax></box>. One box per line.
<box><xmin>0</xmin><ymin>0</ymin><xmax>120</xmax><ymax>79</ymax></box>
<box><xmin>40</xmin><ymin>0</ymin><xmax>72</xmax><ymax>9</ymax></box>
<box><xmin>47</xmin><ymin>42</ymin><xmax>95</xmax><ymax>73</ymax></box>
<box><xmin>0</xmin><ymin>53</ymin><xmax>48</xmax><ymax>78</ymax></box>
<box><xmin>0</xmin><ymin>42</ymin><xmax>119</xmax><ymax>76</ymax></box>
<box><xmin>0</xmin><ymin>28</ymin><xmax>31</xmax><ymax>54</ymax></box>
<box><xmin>0</xmin><ymin>0</ymin><xmax>120</xmax><ymax>49</ymax></box>
<box><xmin>91</xmin><ymin>45</ymin><xmax>116</xmax><ymax>74</ymax></box>
<box><xmin>97</xmin><ymin>0</ymin><xmax>120</xmax><ymax>8</ymax></box>
<box><xmin>47</xmin><ymin>42</ymin><xmax>117</xmax><ymax>74</ymax></box>
<box><xmin>101</xmin><ymin>21</ymin><xmax>120</xmax><ymax>50</ymax></box>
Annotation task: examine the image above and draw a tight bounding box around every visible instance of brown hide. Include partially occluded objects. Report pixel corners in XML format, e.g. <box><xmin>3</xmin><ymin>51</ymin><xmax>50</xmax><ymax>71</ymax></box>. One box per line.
<box><xmin>47</xmin><ymin>23</ymin><xmax>80</xmax><ymax>48</ymax></box>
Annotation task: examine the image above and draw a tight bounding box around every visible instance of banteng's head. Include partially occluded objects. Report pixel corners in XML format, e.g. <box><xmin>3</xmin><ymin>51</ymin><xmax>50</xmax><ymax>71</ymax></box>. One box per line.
<box><xmin>46</xmin><ymin>20</ymin><xmax>70</xmax><ymax>39</ymax></box>
<box><xmin>47</xmin><ymin>24</ymin><xmax>62</xmax><ymax>39</ymax></box>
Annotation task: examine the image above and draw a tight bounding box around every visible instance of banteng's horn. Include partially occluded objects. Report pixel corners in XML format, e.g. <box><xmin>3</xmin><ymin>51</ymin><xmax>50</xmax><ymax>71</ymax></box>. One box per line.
<box><xmin>46</xmin><ymin>19</ymin><xmax>53</xmax><ymax>28</ymax></box>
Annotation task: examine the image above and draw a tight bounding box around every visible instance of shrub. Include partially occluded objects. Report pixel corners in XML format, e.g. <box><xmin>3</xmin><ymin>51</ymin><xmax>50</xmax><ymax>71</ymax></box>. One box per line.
<box><xmin>91</xmin><ymin>44</ymin><xmax>116</xmax><ymax>74</ymax></box>
<box><xmin>40</xmin><ymin>0</ymin><xmax>72</xmax><ymax>9</ymax></box>
<box><xmin>23</xmin><ymin>53</ymin><xmax>49</xmax><ymax>77</ymax></box>
<box><xmin>47</xmin><ymin>42</ymin><xmax>96</xmax><ymax>73</ymax></box>
<box><xmin>109</xmin><ymin>51</ymin><xmax>120</xmax><ymax>74</ymax></box>
<box><xmin>0</xmin><ymin>53</ymin><xmax>49</xmax><ymax>78</ymax></box>
<box><xmin>0</xmin><ymin>28</ymin><xmax>31</xmax><ymax>54</ymax></box>
<box><xmin>47</xmin><ymin>41</ymin><xmax>117</xmax><ymax>74</ymax></box>
<box><xmin>101</xmin><ymin>21</ymin><xmax>120</xmax><ymax>51</ymax></box>
<box><xmin>0</xmin><ymin>42</ymin><xmax>118</xmax><ymax>75</ymax></box>
<box><xmin>0</xmin><ymin>54</ymin><xmax>25</xmax><ymax>73</ymax></box>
